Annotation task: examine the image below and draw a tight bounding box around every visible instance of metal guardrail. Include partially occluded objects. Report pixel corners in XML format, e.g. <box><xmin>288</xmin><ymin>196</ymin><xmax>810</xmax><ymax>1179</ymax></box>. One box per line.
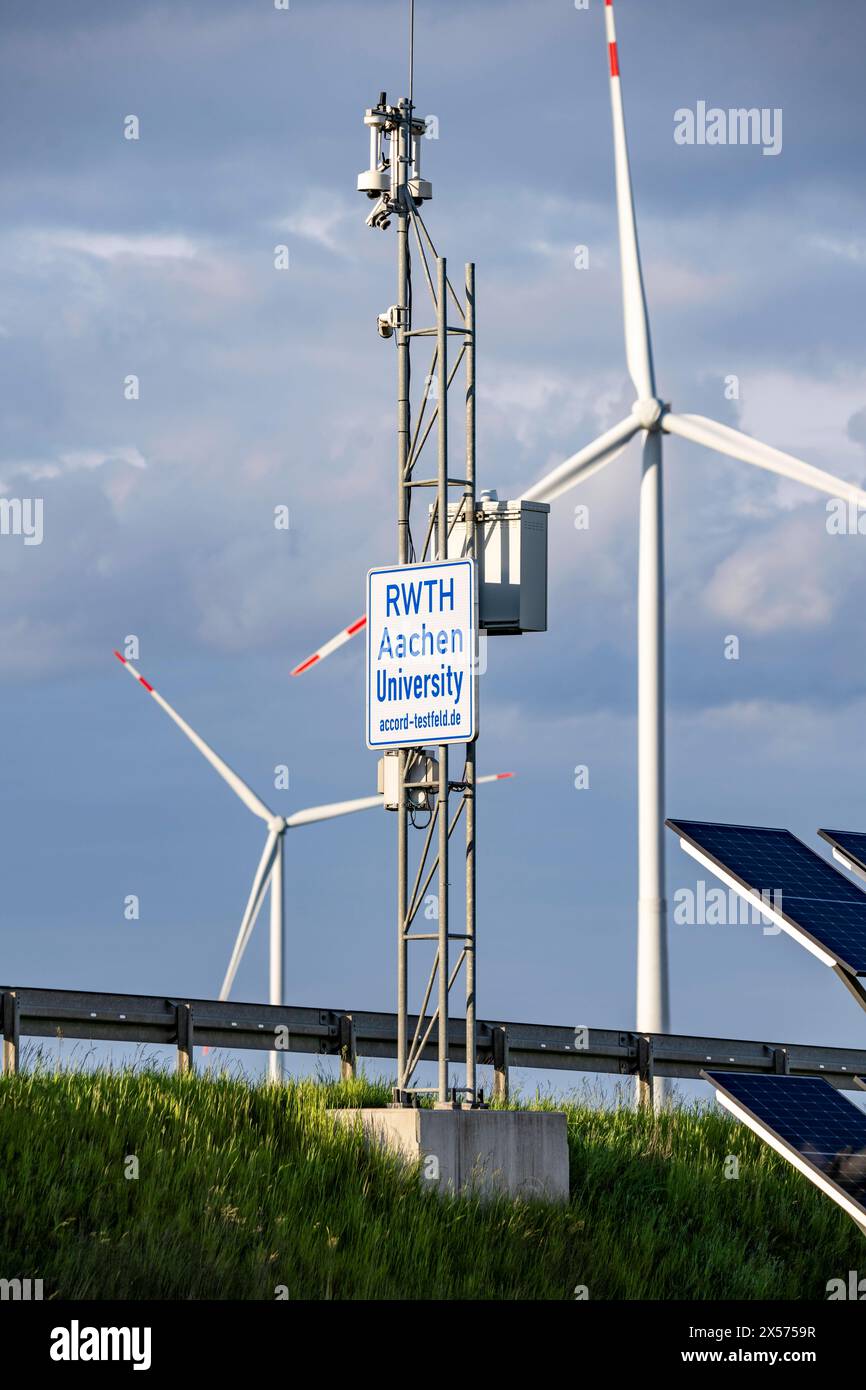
<box><xmin>2</xmin><ymin>984</ymin><xmax>866</xmax><ymax>1105</ymax></box>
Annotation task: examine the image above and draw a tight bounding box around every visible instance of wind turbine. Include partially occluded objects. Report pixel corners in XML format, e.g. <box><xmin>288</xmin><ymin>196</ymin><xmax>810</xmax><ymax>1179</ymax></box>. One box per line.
<box><xmin>518</xmin><ymin>0</ymin><xmax>866</xmax><ymax>1042</ymax></box>
<box><xmin>290</xmin><ymin>0</ymin><xmax>866</xmax><ymax>1052</ymax></box>
<box><xmin>114</xmin><ymin>649</ymin><xmax>383</xmax><ymax>1079</ymax></box>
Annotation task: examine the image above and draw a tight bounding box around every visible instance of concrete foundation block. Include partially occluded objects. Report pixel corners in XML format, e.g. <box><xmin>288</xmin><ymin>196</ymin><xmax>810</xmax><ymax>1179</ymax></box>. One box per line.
<box><xmin>330</xmin><ymin>1107</ymin><xmax>569</xmax><ymax>1202</ymax></box>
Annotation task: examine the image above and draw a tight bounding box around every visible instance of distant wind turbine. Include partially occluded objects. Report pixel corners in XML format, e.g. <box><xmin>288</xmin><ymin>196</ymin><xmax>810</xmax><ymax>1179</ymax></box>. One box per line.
<box><xmin>114</xmin><ymin>650</ymin><xmax>382</xmax><ymax>1079</ymax></box>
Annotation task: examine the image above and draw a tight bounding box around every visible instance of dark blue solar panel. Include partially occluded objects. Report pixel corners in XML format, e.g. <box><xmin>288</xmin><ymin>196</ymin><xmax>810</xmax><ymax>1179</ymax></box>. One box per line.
<box><xmin>819</xmin><ymin>829</ymin><xmax>866</xmax><ymax>877</ymax></box>
<box><xmin>667</xmin><ymin>819</ymin><xmax>866</xmax><ymax>974</ymax></box>
<box><xmin>705</xmin><ymin>1071</ymin><xmax>866</xmax><ymax>1214</ymax></box>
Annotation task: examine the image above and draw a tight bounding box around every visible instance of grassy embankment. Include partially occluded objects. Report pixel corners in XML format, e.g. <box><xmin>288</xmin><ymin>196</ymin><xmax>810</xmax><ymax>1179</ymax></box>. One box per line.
<box><xmin>0</xmin><ymin>1067</ymin><xmax>858</xmax><ymax>1299</ymax></box>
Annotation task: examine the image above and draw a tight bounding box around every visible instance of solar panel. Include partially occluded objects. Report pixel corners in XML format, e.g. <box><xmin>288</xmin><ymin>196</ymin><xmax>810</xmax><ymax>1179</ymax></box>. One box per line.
<box><xmin>666</xmin><ymin>818</ymin><xmax>866</xmax><ymax>975</ymax></box>
<box><xmin>704</xmin><ymin>1070</ymin><xmax>866</xmax><ymax>1227</ymax></box>
<box><xmin>819</xmin><ymin>829</ymin><xmax>866</xmax><ymax>883</ymax></box>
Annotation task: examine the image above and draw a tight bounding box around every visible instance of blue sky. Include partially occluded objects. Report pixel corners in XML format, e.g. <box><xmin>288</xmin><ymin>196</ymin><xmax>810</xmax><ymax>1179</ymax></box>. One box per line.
<box><xmin>2</xmin><ymin>0</ymin><xmax>866</xmax><ymax>1092</ymax></box>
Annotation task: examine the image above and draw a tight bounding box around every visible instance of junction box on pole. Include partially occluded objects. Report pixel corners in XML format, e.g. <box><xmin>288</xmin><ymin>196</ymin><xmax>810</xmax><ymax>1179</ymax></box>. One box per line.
<box><xmin>438</xmin><ymin>495</ymin><xmax>550</xmax><ymax>635</ymax></box>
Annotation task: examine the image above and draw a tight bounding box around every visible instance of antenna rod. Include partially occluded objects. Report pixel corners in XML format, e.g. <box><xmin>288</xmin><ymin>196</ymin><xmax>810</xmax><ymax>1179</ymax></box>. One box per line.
<box><xmin>408</xmin><ymin>0</ymin><xmax>415</xmax><ymax>107</ymax></box>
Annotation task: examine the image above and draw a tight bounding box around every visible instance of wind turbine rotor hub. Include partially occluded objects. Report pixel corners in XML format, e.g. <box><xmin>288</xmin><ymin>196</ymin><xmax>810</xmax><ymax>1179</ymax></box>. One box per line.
<box><xmin>268</xmin><ymin>816</ymin><xmax>287</xmax><ymax>835</ymax></box>
<box><xmin>632</xmin><ymin>397</ymin><xmax>665</xmax><ymax>432</ymax></box>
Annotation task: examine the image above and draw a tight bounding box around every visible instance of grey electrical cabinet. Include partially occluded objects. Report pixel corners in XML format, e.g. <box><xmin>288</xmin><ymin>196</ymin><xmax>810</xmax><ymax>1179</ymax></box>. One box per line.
<box><xmin>438</xmin><ymin>496</ymin><xmax>549</xmax><ymax>634</ymax></box>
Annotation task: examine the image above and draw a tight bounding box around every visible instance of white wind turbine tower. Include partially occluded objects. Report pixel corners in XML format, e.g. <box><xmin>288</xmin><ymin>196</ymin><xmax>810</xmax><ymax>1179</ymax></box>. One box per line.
<box><xmin>521</xmin><ymin>0</ymin><xmax>866</xmax><ymax>1041</ymax></box>
<box><xmin>291</xmin><ymin>0</ymin><xmax>866</xmax><ymax>1053</ymax></box>
<box><xmin>114</xmin><ymin>650</ymin><xmax>383</xmax><ymax>1080</ymax></box>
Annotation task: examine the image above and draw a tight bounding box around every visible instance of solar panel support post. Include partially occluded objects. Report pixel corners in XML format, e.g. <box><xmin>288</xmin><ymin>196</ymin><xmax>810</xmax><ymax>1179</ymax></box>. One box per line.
<box><xmin>832</xmin><ymin>964</ymin><xmax>866</xmax><ymax>1017</ymax></box>
<box><xmin>1</xmin><ymin>990</ymin><xmax>19</xmax><ymax>1076</ymax></box>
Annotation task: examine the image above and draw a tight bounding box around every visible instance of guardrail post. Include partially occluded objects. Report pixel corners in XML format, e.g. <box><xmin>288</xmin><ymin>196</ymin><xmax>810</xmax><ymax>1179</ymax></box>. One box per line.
<box><xmin>2</xmin><ymin>991</ymin><xmax>19</xmax><ymax>1076</ymax></box>
<box><xmin>636</xmin><ymin>1034</ymin><xmax>655</xmax><ymax>1110</ymax></box>
<box><xmin>338</xmin><ymin>1014</ymin><xmax>357</xmax><ymax>1081</ymax></box>
<box><xmin>492</xmin><ymin>1025</ymin><xmax>509</xmax><ymax>1103</ymax></box>
<box><xmin>175</xmin><ymin>1003</ymin><xmax>194</xmax><ymax>1075</ymax></box>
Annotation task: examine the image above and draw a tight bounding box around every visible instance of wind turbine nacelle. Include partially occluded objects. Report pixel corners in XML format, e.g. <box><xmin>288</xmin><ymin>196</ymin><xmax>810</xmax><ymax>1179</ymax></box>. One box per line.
<box><xmin>432</xmin><ymin>495</ymin><xmax>549</xmax><ymax>635</ymax></box>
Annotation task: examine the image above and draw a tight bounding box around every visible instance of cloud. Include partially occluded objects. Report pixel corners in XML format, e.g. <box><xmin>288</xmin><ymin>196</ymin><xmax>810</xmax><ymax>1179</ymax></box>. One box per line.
<box><xmin>279</xmin><ymin>193</ymin><xmax>355</xmax><ymax>257</ymax></box>
<box><xmin>809</xmin><ymin>234</ymin><xmax>866</xmax><ymax>267</ymax></box>
<box><xmin>848</xmin><ymin>407</ymin><xmax>866</xmax><ymax>449</ymax></box>
<box><xmin>702</xmin><ymin>515</ymin><xmax>834</xmax><ymax>634</ymax></box>
<box><xmin>0</xmin><ymin>446</ymin><xmax>146</xmax><ymax>492</ymax></box>
<box><xmin>36</xmin><ymin>230</ymin><xmax>201</xmax><ymax>263</ymax></box>
<box><xmin>480</xmin><ymin>364</ymin><xmax>629</xmax><ymax>458</ymax></box>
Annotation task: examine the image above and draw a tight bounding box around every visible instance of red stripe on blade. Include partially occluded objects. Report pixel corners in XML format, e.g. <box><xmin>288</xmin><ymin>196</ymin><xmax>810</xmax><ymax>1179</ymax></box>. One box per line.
<box><xmin>346</xmin><ymin>617</ymin><xmax>367</xmax><ymax>636</ymax></box>
<box><xmin>113</xmin><ymin>650</ymin><xmax>126</xmax><ymax>664</ymax></box>
<box><xmin>609</xmin><ymin>42</ymin><xmax>620</xmax><ymax>77</ymax></box>
<box><xmin>291</xmin><ymin>654</ymin><xmax>320</xmax><ymax>676</ymax></box>
<box><xmin>496</xmin><ymin>772</ymin><xmax>515</xmax><ymax>780</ymax></box>
<box><xmin>138</xmin><ymin>677</ymin><xmax>154</xmax><ymax>692</ymax></box>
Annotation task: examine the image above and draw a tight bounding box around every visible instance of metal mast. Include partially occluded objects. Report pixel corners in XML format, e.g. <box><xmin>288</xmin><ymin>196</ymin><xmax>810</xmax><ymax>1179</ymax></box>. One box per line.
<box><xmin>358</xmin><ymin>16</ymin><xmax>479</xmax><ymax>1106</ymax></box>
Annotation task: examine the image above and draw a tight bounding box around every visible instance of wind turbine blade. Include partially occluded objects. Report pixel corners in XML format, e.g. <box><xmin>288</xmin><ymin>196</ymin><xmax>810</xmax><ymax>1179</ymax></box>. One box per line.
<box><xmin>287</xmin><ymin>776</ymin><xmax>513</xmax><ymax>828</ymax></box>
<box><xmin>521</xmin><ymin>414</ymin><xmax>640</xmax><ymax>504</ymax></box>
<box><xmin>661</xmin><ymin>413</ymin><xmax>866</xmax><ymax>508</ymax></box>
<box><xmin>604</xmin><ymin>0</ymin><xmax>655</xmax><ymax>400</ymax></box>
<box><xmin>114</xmin><ymin>651</ymin><xmax>274</xmax><ymax>824</ymax></box>
<box><xmin>219</xmin><ymin>829</ymin><xmax>281</xmax><ymax>1001</ymax></box>
<box><xmin>291</xmin><ymin>616</ymin><xmax>367</xmax><ymax>676</ymax></box>
<box><xmin>285</xmin><ymin>794</ymin><xmax>384</xmax><ymax>828</ymax></box>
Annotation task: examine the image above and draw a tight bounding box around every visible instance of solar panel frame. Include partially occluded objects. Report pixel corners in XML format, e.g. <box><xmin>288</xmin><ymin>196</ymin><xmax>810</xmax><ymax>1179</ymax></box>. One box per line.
<box><xmin>703</xmin><ymin>1070</ymin><xmax>866</xmax><ymax>1227</ymax></box>
<box><xmin>818</xmin><ymin>829</ymin><xmax>866</xmax><ymax>882</ymax></box>
<box><xmin>667</xmin><ymin>818</ymin><xmax>866</xmax><ymax>975</ymax></box>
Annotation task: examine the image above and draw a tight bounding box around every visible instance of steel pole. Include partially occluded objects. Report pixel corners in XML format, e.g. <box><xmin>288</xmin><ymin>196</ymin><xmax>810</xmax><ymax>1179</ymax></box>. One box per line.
<box><xmin>436</xmin><ymin>254</ymin><xmax>449</xmax><ymax>1104</ymax></box>
<box><xmin>636</xmin><ymin>429</ymin><xmax>669</xmax><ymax>1059</ymax></box>
<box><xmin>268</xmin><ymin>837</ymin><xmax>284</xmax><ymax>1083</ymax></box>
<box><xmin>396</xmin><ymin>100</ymin><xmax>411</xmax><ymax>1092</ymax></box>
<box><xmin>464</xmin><ymin>261</ymin><xmax>477</xmax><ymax>1099</ymax></box>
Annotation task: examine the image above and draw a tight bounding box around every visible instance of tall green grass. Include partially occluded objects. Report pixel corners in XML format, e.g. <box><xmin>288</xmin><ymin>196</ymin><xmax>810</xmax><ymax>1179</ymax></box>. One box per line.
<box><xmin>0</xmin><ymin>1066</ymin><xmax>859</xmax><ymax>1299</ymax></box>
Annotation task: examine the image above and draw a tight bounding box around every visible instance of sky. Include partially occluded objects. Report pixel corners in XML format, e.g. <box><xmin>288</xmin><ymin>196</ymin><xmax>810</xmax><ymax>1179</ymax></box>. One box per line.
<box><xmin>2</xmin><ymin>0</ymin><xmax>866</xmax><ymax>1096</ymax></box>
